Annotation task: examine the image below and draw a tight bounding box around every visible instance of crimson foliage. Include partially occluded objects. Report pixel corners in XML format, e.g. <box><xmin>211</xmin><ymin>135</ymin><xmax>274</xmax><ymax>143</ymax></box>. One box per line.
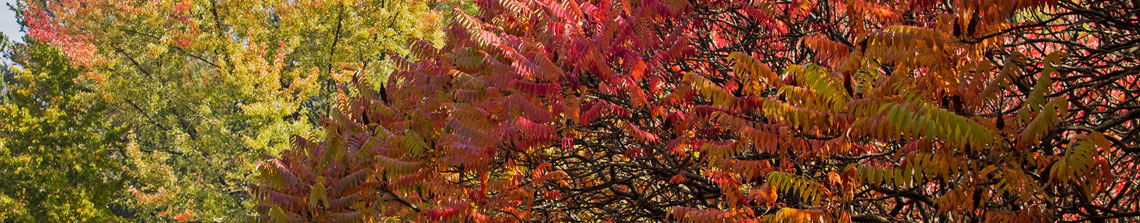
<box><xmin>255</xmin><ymin>0</ymin><xmax>1140</xmax><ymax>222</ymax></box>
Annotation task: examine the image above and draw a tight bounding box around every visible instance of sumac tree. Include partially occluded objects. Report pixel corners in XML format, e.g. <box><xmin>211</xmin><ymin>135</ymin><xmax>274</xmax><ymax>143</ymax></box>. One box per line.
<box><xmin>253</xmin><ymin>0</ymin><xmax>1140</xmax><ymax>222</ymax></box>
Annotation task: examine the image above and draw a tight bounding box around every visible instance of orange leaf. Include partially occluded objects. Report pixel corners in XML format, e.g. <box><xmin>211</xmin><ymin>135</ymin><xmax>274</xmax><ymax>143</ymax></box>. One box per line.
<box><xmin>670</xmin><ymin>173</ymin><xmax>688</xmax><ymax>183</ymax></box>
<box><xmin>173</xmin><ymin>209</ymin><xmax>194</xmax><ymax>222</ymax></box>
<box><xmin>630</xmin><ymin>60</ymin><xmax>647</xmax><ymax>81</ymax></box>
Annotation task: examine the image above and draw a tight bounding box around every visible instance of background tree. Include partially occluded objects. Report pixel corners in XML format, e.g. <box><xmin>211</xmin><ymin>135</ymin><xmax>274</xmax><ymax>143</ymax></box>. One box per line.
<box><xmin>15</xmin><ymin>0</ymin><xmax>454</xmax><ymax>221</ymax></box>
<box><xmin>0</xmin><ymin>37</ymin><xmax>126</xmax><ymax>222</ymax></box>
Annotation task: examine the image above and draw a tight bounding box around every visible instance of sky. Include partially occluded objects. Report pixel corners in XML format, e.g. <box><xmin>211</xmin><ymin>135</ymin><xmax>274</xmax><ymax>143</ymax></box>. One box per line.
<box><xmin>1</xmin><ymin>0</ymin><xmax>22</xmax><ymax>40</ymax></box>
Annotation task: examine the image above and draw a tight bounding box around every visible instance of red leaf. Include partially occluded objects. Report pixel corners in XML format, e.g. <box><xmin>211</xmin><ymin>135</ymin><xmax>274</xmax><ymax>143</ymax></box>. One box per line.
<box><xmin>630</xmin><ymin>59</ymin><xmax>647</xmax><ymax>81</ymax></box>
<box><xmin>624</xmin><ymin>122</ymin><xmax>660</xmax><ymax>143</ymax></box>
<box><xmin>670</xmin><ymin>173</ymin><xmax>688</xmax><ymax>183</ymax></box>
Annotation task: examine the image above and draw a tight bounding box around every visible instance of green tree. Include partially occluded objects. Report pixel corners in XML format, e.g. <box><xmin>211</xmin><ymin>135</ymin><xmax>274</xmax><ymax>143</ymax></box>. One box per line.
<box><xmin>0</xmin><ymin>36</ymin><xmax>125</xmax><ymax>222</ymax></box>
<box><xmin>17</xmin><ymin>0</ymin><xmax>452</xmax><ymax>221</ymax></box>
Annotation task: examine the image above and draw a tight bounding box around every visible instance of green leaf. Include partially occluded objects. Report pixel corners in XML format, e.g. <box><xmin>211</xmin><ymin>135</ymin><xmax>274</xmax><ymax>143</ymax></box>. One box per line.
<box><xmin>270</xmin><ymin>206</ymin><xmax>291</xmax><ymax>223</ymax></box>
<box><xmin>405</xmin><ymin>130</ymin><xmax>429</xmax><ymax>156</ymax></box>
<box><xmin>310</xmin><ymin>177</ymin><xmax>329</xmax><ymax>210</ymax></box>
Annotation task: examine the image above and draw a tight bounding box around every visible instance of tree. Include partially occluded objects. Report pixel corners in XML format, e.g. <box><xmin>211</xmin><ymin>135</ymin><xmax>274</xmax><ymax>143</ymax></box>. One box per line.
<box><xmin>674</xmin><ymin>0</ymin><xmax>1140</xmax><ymax>222</ymax></box>
<box><xmin>256</xmin><ymin>0</ymin><xmax>1140</xmax><ymax>222</ymax></box>
<box><xmin>16</xmin><ymin>0</ymin><xmax>450</xmax><ymax>221</ymax></box>
<box><xmin>0</xmin><ymin>38</ymin><xmax>125</xmax><ymax>222</ymax></box>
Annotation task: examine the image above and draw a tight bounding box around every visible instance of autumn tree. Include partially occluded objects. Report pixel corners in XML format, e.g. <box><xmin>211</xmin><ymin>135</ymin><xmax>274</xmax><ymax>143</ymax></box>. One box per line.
<box><xmin>256</xmin><ymin>0</ymin><xmax>1140</xmax><ymax>222</ymax></box>
<box><xmin>0</xmin><ymin>37</ymin><xmax>126</xmax><ymax>222</ymax></box>
<box><xmin>15</xmin><ymin>0</ymin><xmax>451</xmax><ymax>221</ymax></box>
<box><xmin>255</xmin><ymin>0</ymin><xmax>706</xmax><ymax>221</ymax></box>
<box><xmin>674</xmin><ymin>0</ymin><xmax>1140</xmax><ymax>222</ymax></box>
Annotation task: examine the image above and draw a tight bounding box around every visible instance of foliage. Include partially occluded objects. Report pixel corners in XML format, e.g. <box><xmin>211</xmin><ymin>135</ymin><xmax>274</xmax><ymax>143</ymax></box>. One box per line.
<box><xmin>674</xmin><ymin>0</ymin><xmax>1140</xmax><ymax>222</ymax></box>
<box><xmin>5</xmin><ymin>0</ymin><xmax>1138</xmax><ymax>222</ymax></box>
<box><xmin>15</xmin><ymin>0</ymin><xmax>449</xmax><ymax>221</ymax></box>
<box><xmin>255</xmin><ymin>0</ymin><xmax>1140</xmax><ymax>222</ymax></box>
<box><xmin>0</xmin><ymin>40</ymin><xmax>125</xmax><ymax>222</ymax></box>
